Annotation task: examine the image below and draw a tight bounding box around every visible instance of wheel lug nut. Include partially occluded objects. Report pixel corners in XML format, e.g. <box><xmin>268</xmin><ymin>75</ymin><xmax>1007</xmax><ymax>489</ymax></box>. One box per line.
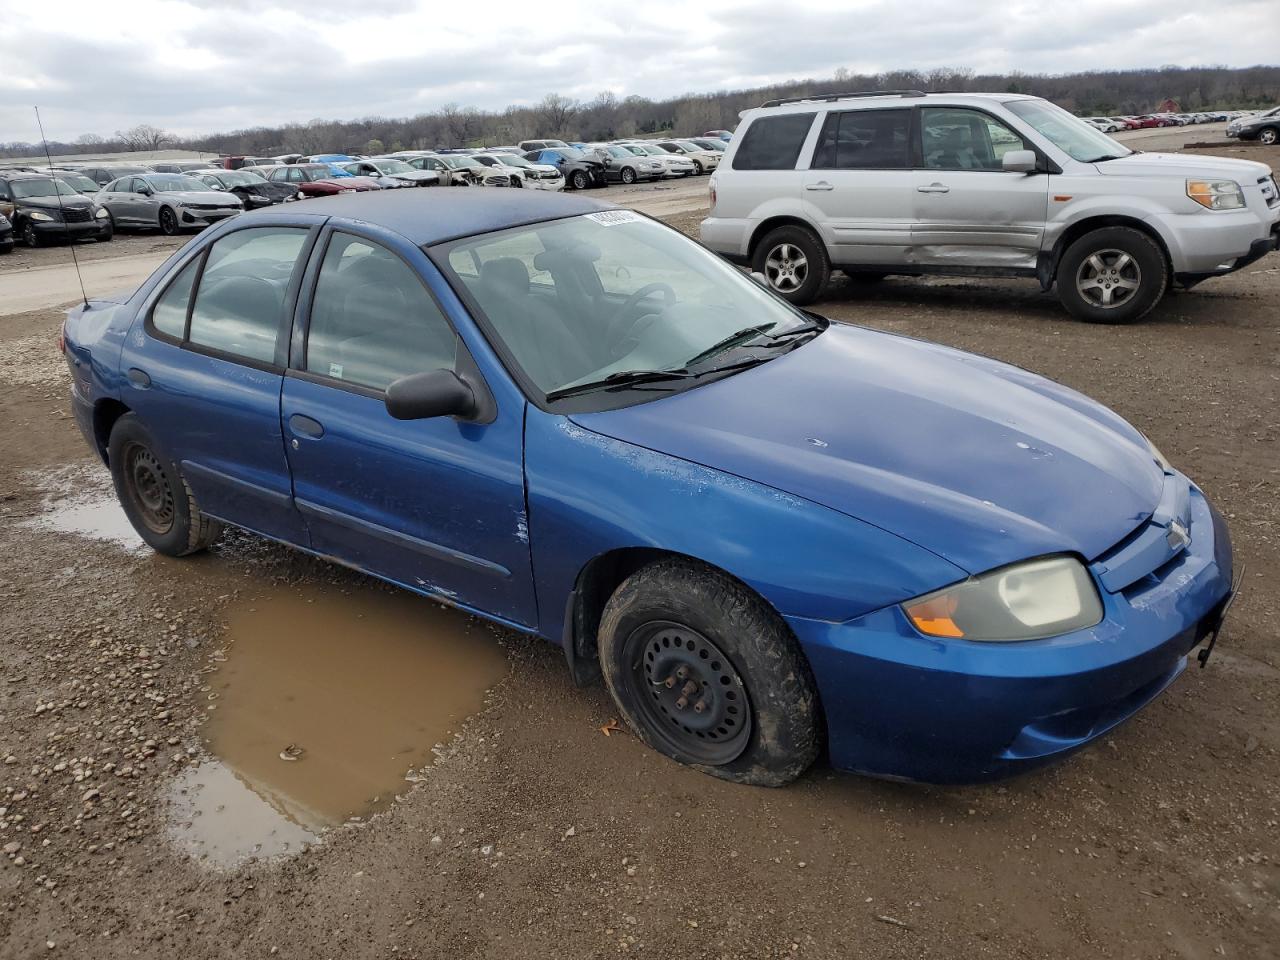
<box><xmin>664</xmin><ymin>676</ymin><xmax>677</xmax><ymax>689</ymax></box>
<box><xmin>675</xmin><ymin>666</ymin><xmax>689</xmax><ymax>680</ymax></box>
<box><xmin>675</xmin><ymin>696</ymin><xmax>688</xmax><ymax>710</ymax></box>
<box><xmin>692</xmin><ymin>700</ymin><xmax>706</xmax><ymax>713</ymax></box>
<box><xmin>681</xmin><ymin>680</ymin><xmax>699</xmax><ymax>697</ymax></box>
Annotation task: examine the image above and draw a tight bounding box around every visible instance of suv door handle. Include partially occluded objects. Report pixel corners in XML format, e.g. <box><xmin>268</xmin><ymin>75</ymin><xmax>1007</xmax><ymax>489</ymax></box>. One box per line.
<box><xmin>917</xmin><ymin>183</ymin><xmax>950</xmax><ymax>194</ymax></box>
<box><xmin>804</xmin><ymin>181</ymin><xmax>834</xmax><ymax>191</ymax></box>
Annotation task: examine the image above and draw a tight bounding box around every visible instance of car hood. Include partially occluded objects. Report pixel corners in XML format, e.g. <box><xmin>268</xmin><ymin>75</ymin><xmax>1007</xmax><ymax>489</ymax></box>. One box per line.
<box><xmin>1095</xmin><ymin>151</ymin><xmax>1271</xmax><ymax>180</ymax></box>
<box><xmin>388</xmin><ymin>170</ymin><xmax>439</xmax><ymax>182</ymax></box>
<box><xmin>570</xmin><ymin>323</ymin><xmax>1163</xmax><ymax>575</ymax></box>
<box><xmin>18</xmin><ymin>195</ymin><xmax>94</xmax><ymax>212</ymax></box>
<box><xmin>165</xmin><ymin>191</ymin><xmax>239</xmax><ymax>204</ymax></box>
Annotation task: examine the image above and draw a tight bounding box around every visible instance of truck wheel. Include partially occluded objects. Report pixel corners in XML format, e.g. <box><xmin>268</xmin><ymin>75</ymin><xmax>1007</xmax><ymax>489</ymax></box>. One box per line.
<box><xmin>1057</xmin><ymin>227</ymin><xmax>1167</xmax><ymax>324</ymax></box>
<box><xmin>751</xmin><ymin>224</ymin><xmax>830</xmax><ymax>305</ymax></box>
<box><xmin>108</xmin><ymin>414</ymin><xmax>223</xmax><ymax>557</ymax></box>
<box><xmin>598</xmin><ymin>558</ymin><xmax>821</xmax><ymax>786</ymax></box>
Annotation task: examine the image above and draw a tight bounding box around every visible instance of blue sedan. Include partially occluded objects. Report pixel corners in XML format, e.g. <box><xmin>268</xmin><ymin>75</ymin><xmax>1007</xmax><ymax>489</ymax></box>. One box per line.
<box><xmin>62</xmin><ymin>190</ymin><xmax>1236</xmax><ymax>785</ymax></box>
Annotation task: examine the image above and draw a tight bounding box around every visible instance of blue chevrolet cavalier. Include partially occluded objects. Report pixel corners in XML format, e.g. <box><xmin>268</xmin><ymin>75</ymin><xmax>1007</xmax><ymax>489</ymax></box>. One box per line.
<box><xmin>62</xmin><ymin>190</ymin><xmax>1237</xmax><ymax>785</ymax></box>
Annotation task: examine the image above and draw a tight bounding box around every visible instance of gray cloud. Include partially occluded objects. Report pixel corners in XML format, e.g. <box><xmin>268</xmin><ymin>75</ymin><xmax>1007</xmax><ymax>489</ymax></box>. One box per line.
<box><xmin>2</xmin><ymin>0</ymin><xmax>1274</xmax><ymax>142</ymax></box>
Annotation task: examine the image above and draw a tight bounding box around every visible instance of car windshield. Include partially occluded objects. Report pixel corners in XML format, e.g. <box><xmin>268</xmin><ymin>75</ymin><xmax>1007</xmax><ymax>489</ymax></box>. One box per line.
<box><xmin>372</xmin><ymin>160</ymin><xmax>413</xmax><ymax>173</ymax></box>
<box><xmin>494</xmin><ymin>154</ymin><xmax>532</xmax><ymax>167</ymax></box>
<box><xmin>221</xmin><ymin>171</ymin><xmax>266</xmax><ymax>186</ymax></box>
<box><xmin>675</xmin><ymin>141</ymin><xmax>702</xmax><ymax>151</ymax></box>
<box><xmin>556</xmin><ymin>147</ymin><xmax>587</xmax><ymax>161</ymax></box>
<box><xmin>10</xmin><ymin>179</ymin><xmax>82</xmax><ymax>199</ymax></box>
<box><xmin>602</xmin><ymin>146</ymin><xmax>631</xmax><ymax>158</ymax></box>
<box><xmin>1006</xmin><ymin>99</ymin><xmax>1133</xmax><ymax>163</ymax></box>
<box><xmin>299</xmin><ymin>165</ymin><xmax>333</xmax><ymax>179</ymax></box>
<box><xmin>57</xmin><ymin>175</ymin><xmax>99</xmax><ymax>193</ymax></box>
<box><xmin>442</xmin><ymin>157</ymin><xmax>484</xmax><ymax>170</ymax></box>
<box><xmin>439</xmin><ymin>213</ymin><xmax>820</xmax><ymax>403</ymax></box>
<box><xmin>148</xmin><ymin>174</ymin><xmax>214</xmax><ymax>193</ymax></box>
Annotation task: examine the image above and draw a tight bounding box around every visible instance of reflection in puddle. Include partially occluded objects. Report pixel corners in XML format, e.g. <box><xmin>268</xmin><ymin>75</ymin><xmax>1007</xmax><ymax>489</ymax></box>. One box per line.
<box><xmin>21</xmin><ymin>470</ymin><xmax>145</xmax><ymax>551</ymax></box>
<box><xmin>171</xmin><ymin>590</ymin><xmax>508</xmax><ymax>867</ymax></box>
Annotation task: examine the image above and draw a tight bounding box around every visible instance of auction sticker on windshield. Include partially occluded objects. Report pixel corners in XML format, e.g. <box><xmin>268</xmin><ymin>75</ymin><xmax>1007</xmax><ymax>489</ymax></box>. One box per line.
<box><xmin>584</xmin><ymin>210</ymin><xmax>643</xmax><ymax>226</ymax></box>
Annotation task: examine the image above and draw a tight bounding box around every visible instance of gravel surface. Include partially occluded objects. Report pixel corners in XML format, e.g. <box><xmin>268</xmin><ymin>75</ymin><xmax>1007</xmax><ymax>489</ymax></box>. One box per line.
<box><xmin>0</xmin><ymin>138</ymin><xmax>1276</xmax><ymax>959</ymax></box>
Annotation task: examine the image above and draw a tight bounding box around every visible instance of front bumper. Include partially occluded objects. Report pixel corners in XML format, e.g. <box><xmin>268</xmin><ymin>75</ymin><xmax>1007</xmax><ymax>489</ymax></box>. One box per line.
<box><xmin>179</xmin><ymin>206</ymin><xmax>241</xmax><ymax>227</ymax></box>
<box><xmin>31</xmin><ymin>218</ymin><xmax>111</xmax><ymax>240</ymax></box>
<box><xmin>526</xmin><ymin>176</ymin><xmax>565</xmax><ymax>191</ymax></box>
<box><xmin>786</xmin><ymin>482</ymin><xmax>1233</xmax><ymax>784</ymax></box>
<box><xmin>1155</xmin><ymin>199</ymin><xmax>1280</xmax><ymax>276</ymax></box>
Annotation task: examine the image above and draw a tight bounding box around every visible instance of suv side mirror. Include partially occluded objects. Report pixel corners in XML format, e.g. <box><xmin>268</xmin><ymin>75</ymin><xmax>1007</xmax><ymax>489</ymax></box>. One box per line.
<box><xmin>385</xmin><ymin>370</ymin><xmax>477</xmax><ymax>421</ymax></box>
<box><xmin>1002</xmin><ymin>150</ymin><xmax>1038</xmax><ymax>173</ymax></box>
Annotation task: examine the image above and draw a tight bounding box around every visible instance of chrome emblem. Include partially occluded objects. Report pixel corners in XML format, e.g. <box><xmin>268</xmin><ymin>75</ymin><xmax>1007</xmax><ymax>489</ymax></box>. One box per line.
<box><xmin>1166</xmin><ymin>520</ymin><xmax>1190</xmax><ymax>550</ymax></box>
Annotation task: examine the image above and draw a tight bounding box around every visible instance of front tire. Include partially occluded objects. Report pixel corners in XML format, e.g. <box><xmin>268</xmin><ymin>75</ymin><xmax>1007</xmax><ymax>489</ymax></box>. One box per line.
<box><xmin>620</xmin><ymin>166</ymin><xmax>637</xmax><ymax>185</ymax></box>
<box><xmin>22</xmin><ymin>221</ymin><xmax>40</xmax><ymax>248</ymax></box>
<box><xmin>158</xmin><ymin>206</ymin><xmax>180</xmax><ymax>236</ymax></box>
<box><xmin>598</xmin><ymin>559</ymin><xmax>821</xmax><ymax>787</ymax></box>
<box><xmin>751</xmin><ymin>224</ymin><xmax>830</xmax><ymax>306</ymax></box>
<box><xmin>1057</xmin><ymin>226</ymin><xmax>1167</xmax><ymax>324</ymax></box>
<box><xmin>692</xmin><ymin>159</ymin><xmax>704</xmax><ymax>175</ymax></box>
<box><xmin>1259</xmin><ymin>127</ymin><xmax>1279</xmax><ymax>146</ymax></box>
<box><xmin>0</xmin><ymin>239</ymin><xmax>13</xmax><ymax>254</ymax></box>
<box><xmin>108</xmin><ymin>414</ymin><xmax>223</xmax><ymax>557</ymax></box>
<box><xmin>571</xmin><ymin>170</ymin><xmax>588</xmax><ymax>190</ymax></box>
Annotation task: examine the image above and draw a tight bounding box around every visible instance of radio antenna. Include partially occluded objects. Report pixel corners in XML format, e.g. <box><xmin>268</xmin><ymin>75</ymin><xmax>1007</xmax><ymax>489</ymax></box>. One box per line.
<box><xmin>34</xmin><ymin>106</ymin><xmax>90</xmax><ymax>309</ymax></box>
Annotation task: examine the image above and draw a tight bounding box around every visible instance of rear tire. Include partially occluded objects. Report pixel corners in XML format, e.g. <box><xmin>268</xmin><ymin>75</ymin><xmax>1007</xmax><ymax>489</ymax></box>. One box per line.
<box><xmin>598</xmin><ymin>559</ymin><xmax>821</xmax><ymax>786</ymax></box>
<box><xmin>751</xmin><ymin>224</ymin><xmax>830</xmax><ymax>306</ymax></box>
<box><xmin>1057</xmin><ymin>226</ymin><xmax>1167</xmax><ymax>324</ymax></box>
<box><xmin>108</xmin><ymin>414</ymin><xmax>223</xmax><ymax>557</ymax></box>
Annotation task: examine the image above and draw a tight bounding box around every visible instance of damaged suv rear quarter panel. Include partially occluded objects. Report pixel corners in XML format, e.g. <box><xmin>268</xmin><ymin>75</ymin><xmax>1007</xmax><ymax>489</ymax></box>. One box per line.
<box><xmin>523</xmin><ymin>409</ymin><xmax>965</xmax><ymax>644</ymax></box>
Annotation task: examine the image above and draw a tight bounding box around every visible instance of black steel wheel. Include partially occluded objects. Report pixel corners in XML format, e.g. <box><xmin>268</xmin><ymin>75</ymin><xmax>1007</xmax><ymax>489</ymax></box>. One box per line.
<box><xmin>625</xmin><ymin>621</ymin><xmax>752</xmax><ymax>765</ymax></box>
<box><xmin>121</xmin><ymin>441</ymin><xmax>175</xmax><ymax>535</ymax></box>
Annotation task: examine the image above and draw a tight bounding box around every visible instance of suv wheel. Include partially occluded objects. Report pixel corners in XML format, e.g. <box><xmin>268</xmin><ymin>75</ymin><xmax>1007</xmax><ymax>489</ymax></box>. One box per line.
<box><xmin>1057</xmin><ymin>227</ymin><xmax>1167</xmax><ymax>324</ymax></box>
<box><xmin>751</xmin><ymin>225</ymin><xmax>830</xmax><ymax>305</ymax></box>
<box><xmin>1259</xmin><ymin>127</ymin><xmax>1278</xmax><ymax>146</ymax></box>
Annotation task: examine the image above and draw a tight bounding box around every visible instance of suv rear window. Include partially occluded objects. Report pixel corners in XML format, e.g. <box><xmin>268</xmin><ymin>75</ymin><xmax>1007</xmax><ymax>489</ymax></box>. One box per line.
<box><xmin>731</xmin><ymin>113</ymin><xmax>815</xmax><ymax>170</ymax></box>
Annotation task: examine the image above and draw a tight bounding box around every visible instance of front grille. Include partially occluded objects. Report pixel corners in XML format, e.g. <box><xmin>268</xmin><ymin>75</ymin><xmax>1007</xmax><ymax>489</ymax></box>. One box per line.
<box><xmin>187</xmin><ymin>203</ymin><xmax>229</xmax><ymax>211</ymax></box>
<box><xmin>62</xmin><ymin>208</ymin><xmax>92</xmax><ymax>223</ymax></box>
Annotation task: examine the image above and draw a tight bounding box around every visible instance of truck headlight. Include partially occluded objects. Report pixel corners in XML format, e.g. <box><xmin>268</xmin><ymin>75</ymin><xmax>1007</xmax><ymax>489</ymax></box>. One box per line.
<box><xmin>29</xmin><ymin>211</ymin><xmax>55</xmax><ymax>222</ymax></box>
<box><xmin>903</xmin><ymin>556</ymin><xmax>1103</xmax><ymax>642</ymax></box>
<box><xmin>1187</xmin><ymin>179</ymin><xmax>1245</xmax><ymax>210</ymax></box>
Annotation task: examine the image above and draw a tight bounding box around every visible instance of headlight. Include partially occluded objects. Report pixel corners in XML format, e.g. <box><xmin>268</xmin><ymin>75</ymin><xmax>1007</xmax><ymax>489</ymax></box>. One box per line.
<box><xmin>1187</xmin><ymin>179</ymin><xmax>1244</xmax><ymax>210</ymax></box>
<box><xmin>94</xmin><ymin>206</ymin><xmax>109</xmax><ymax>219</ymax></box>
<box><xmin>29</xmin><ymin>211</ymin><xmax>55</xmax><ymax>222</ymax></box>
<box><xmin>902</xmin><ymin>556</ymin><xmax>1103</xmax><ymax>642</ymax></box>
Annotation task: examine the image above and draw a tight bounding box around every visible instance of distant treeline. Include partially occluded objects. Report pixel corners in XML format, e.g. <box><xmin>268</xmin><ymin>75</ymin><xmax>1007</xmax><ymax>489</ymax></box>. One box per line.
<box><xmin>5</xmin><ymin>64</ymin><xmax>1279</xmax><ymax>159</ymax></box>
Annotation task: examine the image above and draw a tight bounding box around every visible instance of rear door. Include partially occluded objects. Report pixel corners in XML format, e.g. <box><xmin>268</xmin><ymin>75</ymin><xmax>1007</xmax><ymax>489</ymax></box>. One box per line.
<box><xmin>800</xmin><ymin>107</ymin><xmax>915</xmax><ymax>267</ymax></box>
<box><xmin>118</xmin><ymin>223</ymin><xmax>317</xmax><ymax>542</ymax></box>
<box><xmin>279</xmin><ymin>224</ymin><xmax>537</xmax><ymax>626</ymax></box>
<box><xmin>910</xmin><ymin>106</ymin><xmax>1049</xmax><ymax>270</ymax></box>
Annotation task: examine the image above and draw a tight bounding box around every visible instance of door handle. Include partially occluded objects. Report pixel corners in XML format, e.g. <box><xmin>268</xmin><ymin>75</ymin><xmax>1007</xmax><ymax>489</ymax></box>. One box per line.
<box><xmin>917</xmin><ymin>183</ymin><xmax>950</xmax><ymax>194</ymax></box>
<box><xmin>288</xmin><ymin>414</ymin><xmax>324</xmax><ymax>439</ymax></box>
<box><xmin>126</xmin><ymin>368</ymin><xmax>151</xmax><ymax>389</ymax></box>
<box><xmin>804</xmin><ymin>181</ymin><xmax>834</xmax><ymax>191</ymax></box>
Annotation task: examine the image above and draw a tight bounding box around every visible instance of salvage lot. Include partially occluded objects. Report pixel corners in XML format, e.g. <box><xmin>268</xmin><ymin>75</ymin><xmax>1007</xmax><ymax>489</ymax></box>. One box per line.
<box><xmin>0</xmin><ymin>132</ymin><xmax>1277</xmax><ymax>959</ymax></box>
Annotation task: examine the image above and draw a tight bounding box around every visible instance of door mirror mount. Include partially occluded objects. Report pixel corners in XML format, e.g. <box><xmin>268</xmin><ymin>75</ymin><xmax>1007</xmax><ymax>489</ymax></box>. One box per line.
<box><xmin>1002</xmin><ymin>150</ymin><xmax>1038</xmax><ymax>174</ymax></box>
<box><xmin>385</xmin><ymin>370</ymin><xmax>478</xmax><ymax>421</ymax></box>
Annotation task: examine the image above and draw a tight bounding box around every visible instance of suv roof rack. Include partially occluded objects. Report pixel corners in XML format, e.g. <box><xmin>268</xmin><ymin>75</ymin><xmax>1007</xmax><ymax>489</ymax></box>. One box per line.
<box><xmin>760</xmin><ymin>90</ymin><xmax>927</xmax><ymax>109</ymax></box>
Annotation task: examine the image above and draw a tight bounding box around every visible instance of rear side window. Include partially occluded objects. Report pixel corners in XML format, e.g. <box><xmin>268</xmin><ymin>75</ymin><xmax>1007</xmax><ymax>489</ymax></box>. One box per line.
<box><xmin>187</xmin><ymin>227</ymin><xmax>309</xmax><ymax>364</ymax></box>
<box><xmin>813</xmin><ymin>109</ymin><xmax>911</xmax><ymax>169</ymax></box>
<box><xmin>731</xmin><ymin>113</ymin><xmax>816</xmax><ymax>170</ymax></box>
<box><xmin>150</xmin><ymin>258</ymin><xmax>200</xmax><ymax>339</ymax></box>
<box><xmin>305</xmin><ymin>233</ymin><xmax>457</xmax><ymax>391</ymax></box>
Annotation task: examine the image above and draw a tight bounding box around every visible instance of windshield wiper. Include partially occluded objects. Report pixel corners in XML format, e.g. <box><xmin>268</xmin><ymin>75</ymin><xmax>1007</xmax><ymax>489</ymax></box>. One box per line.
<box><xmin>545</xmin><ymin>368</ymin><xmax>694</xmax><ymax>401</ymax></box>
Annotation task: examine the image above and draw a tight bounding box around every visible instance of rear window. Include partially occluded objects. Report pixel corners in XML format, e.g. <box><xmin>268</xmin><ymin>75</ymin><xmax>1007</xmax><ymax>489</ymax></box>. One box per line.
<box><xmin>731</xmin><ymin>113</ymin><xmax>816</xmax><ymax>170</ymax></box>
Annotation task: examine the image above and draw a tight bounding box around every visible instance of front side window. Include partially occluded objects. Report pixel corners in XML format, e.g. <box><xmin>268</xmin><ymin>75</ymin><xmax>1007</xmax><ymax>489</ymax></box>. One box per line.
<box><xmin>813</xmin><ymin>108</ymin><xmax>910</xmax><ymax>169</ymax></box>
<box><xmin>305</xmin><ymin>234</ymin><xmax>456</xmax><ymax>391</ymax></box>
<box><xmin>920</xmin><ymin>108</ymin><xmax>1030</xmax><ymax>171</ymax></box>
<box><xmin>187</xmin><ymin>227</ymin><xmax>309</xmax><ymax>364</ymax></box>
<box><xmin>731</xmin><ymin>113</ymin><xmax>816</xmax><ymax>170</ymax></box>
<box><xmin>440</xmin><ymin>213</ymin><xmax>813</xmax><ymax>399</ymax></box>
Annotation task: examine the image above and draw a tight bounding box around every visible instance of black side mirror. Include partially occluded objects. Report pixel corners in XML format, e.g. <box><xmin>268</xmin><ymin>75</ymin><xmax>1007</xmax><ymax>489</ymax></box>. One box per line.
<box><xmin>138</xmin><ymin>185</ymin><xmax>154</xmax><ymax>196</ymax></box>
<box><xmin>385</xmin><ymin>369</ymin><xmax>477</xmax><ymax>421</ymax></box>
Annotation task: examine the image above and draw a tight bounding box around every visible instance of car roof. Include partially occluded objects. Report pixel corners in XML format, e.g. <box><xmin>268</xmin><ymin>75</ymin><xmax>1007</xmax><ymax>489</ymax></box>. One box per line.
<box><xmin>744</xmin><ymin>91</ymin><xmax>1039</xmax><ymax>117</ymax></box>
<box><xmin>245</xmin><ymin>187</ymin><xmax>616</xmax><ymax>246</ymax></box>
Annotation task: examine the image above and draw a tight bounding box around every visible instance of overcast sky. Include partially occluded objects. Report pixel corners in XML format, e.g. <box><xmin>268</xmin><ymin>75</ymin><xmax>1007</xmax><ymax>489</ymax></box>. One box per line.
<box><xmin>3</xmin><ymin>0</ymin><xmax>1276</xmax><ymax>142</ymax></box>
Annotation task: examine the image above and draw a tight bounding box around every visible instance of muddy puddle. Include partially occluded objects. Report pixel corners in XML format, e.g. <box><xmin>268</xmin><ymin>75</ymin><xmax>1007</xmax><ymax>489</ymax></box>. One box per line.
<box><xmin>21</xmin><ymin>470</ymin><xmax>145</xmax><ymax>551</ymax></box>
<box><xmin>168</xmin><ymin>590</ymin><xmax>508</xmax><ymax>868</ymax></box>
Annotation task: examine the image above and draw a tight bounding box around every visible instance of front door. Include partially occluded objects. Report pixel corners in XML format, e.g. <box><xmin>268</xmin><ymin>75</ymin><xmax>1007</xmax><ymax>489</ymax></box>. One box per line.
<box><xmin>118</xmin><ymin>224</ymin><xmax>316</xmax><ymax>543</ymax></box>
<box><xmin>280</xmin><ymin>226</ymin><xmax>537</xmax><ymax>627</ymax></box>
<box><xmin>911</xmin><ymin>107</ymin><xmax>1050</xmax><ymax>270</ymax></box>
<box><xmin>801</xmin><ymin>107</ymin><xmax>916</xmax><ymax>267</ymax></box>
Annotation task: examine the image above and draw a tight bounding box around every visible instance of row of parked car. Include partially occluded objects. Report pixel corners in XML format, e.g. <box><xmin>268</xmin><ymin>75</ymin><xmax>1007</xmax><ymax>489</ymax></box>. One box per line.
<box><xmin>0</xmin><ymin>132</ymin><xmax>735</xmax><ymax>250</ymax></box>
<box><xmin>1082</xmin><ymin>110</ymin><xmax>1247</xmax><ymax>132</ymax></box>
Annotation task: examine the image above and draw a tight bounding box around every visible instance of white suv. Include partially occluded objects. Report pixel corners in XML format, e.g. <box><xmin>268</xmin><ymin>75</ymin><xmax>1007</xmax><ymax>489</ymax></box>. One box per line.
<box><xmin>702</xmin><ymin>91</ymin><xmax>1280</xmax><ymax>323</ymax></box>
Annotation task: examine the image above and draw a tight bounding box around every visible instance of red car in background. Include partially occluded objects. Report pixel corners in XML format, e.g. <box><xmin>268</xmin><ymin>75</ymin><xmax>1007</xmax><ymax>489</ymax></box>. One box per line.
<box><xmin>261</xmin><ymin>164</ymin><xmax>383</xmax><ymax>197</ymax></box>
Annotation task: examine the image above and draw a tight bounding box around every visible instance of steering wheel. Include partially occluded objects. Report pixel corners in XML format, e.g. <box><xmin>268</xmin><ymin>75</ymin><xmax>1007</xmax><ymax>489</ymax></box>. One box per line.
<box><xmin>607</xmin><ymin>282</ymin><xmax>677</xmax><ymax>352</ymax></box>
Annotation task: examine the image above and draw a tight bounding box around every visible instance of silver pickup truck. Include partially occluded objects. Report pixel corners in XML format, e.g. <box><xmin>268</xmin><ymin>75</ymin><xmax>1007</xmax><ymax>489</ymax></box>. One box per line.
<box><xmin>701</xmin><ymin>91</ymin><xmax>1280</xmax><ymax>323</ymax></box>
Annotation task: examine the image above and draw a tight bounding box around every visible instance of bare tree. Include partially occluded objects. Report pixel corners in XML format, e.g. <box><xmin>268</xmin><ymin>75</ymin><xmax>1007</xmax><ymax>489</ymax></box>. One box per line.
<box><xmin>537</xmin><ymin>94</ymin><xmax>577</xmax><ymax>136</ymax></box>
<box><xmin>115</xmin><ymin>124</ymin><xmax>175</xmax><ymax>151</ymax></box>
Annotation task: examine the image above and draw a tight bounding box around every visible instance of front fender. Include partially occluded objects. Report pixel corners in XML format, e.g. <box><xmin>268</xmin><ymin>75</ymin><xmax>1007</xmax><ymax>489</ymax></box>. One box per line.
<box><xmin>525</xmin><ymin>410</ymin><xmax>964</xmax><ymax>641</ymax></box>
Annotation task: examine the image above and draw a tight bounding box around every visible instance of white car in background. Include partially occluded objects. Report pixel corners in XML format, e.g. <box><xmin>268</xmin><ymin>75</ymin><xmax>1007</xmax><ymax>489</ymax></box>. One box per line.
<box><xmin>617</xmin><ymin>142</ymin><xmax>696</xmax><ymax>177</ymax></box>
<box><xmin>470</xmin><ymin>152</ymin><xmax>565</xmax><ymax>190</ymax></box>
<box><xmin>653</xmin><ymin>139</ymin><xmax>723</xmax><ymax>175</ymax></box>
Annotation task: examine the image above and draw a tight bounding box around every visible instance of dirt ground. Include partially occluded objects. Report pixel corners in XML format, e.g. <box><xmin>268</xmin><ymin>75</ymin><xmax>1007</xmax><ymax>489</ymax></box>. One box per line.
<box><xmin>0</xmin><ymin>137</ymin><xmax>1277</xmax><ymax>959</ymax></box>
